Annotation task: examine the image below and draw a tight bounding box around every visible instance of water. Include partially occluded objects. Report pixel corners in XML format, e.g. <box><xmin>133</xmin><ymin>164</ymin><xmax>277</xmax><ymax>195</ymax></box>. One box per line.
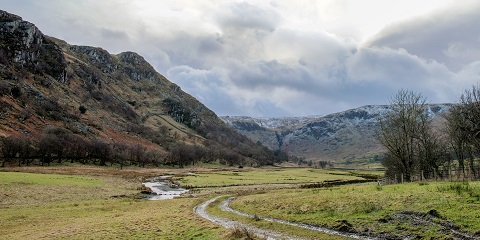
<box><xmin>143</xmin><ymin>176</ymin><xmax>189</xmax><ymax>200</ymax></box>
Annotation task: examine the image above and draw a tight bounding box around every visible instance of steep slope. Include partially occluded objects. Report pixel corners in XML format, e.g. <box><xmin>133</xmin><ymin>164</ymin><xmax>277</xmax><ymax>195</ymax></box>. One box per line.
<box><xmin>0</xmin><ymin>10</ymin><xmax>276</xmax><ymax>167</ymax></box>
<box><xmin>221</xmin><ymin>104</ymin><xmax>451</xmax><ymax>163</ymax></box>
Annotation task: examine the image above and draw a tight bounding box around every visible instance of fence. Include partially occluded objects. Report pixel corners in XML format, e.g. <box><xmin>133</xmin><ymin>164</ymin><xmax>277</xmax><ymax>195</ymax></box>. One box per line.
<box><xmin>378</xmin><ymin>166</ymin><xmax>480</xmax><ymax>185</ymax></box>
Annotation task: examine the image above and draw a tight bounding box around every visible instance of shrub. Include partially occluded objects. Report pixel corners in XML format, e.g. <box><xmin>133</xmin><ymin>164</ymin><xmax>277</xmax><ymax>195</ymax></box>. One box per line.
<box><xmin>10</xmin><ymin>86</ymin><xmax>22</xmax><ymax>98</ymax></box>
<box><xmin>79</xmin><ymin>105</ymin><xmax>87</xmax><ymax>114</ymax></box>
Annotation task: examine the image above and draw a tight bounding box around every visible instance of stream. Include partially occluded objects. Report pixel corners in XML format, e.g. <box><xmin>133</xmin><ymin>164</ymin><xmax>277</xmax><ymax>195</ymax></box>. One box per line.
<box><xmin>142</xmin><ymin>176</ymin><xmax>189</xmax><ymax>200</ymax></box>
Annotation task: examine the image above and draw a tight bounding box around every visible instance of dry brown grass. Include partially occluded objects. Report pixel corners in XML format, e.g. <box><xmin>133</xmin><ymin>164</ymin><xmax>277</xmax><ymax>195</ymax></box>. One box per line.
<box><xmin>0</xmin><ymin>166</ymin><xmax>231</xmax><ymax>239</ymax></box>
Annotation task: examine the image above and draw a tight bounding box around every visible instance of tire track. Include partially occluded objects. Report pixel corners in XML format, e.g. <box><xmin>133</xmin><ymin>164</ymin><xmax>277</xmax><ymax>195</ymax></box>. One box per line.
<box><xmin>195</xmin><ymin>196</ymin><xmax>380</xmax><ymax>240</ymax></box>
<box><xmin>220</xmin><ymin>197</ymin><xmax>378</xmax><ymax>240</ymax></box>
<box><xmin>194</xmin><ymin>196</ymin><xmax>303</xmax><ymax>240</ymax></box>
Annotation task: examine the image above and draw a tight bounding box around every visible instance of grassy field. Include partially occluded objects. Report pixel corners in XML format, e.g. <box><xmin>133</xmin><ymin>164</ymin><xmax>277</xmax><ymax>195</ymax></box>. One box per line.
<box><xmin>2</xmin><ymin>166</ymin><xmax>478</xmax><ymax>239</ymax></box>
<box><xmin>0</xmin><ymin>169</ymin><xmax>229</xmax><ymax>240</ymax></box>
<box><xmin>229</xmin><ymin>181</ymin><xmax>480</xmax><ymax>239</ymax></box>
<box><xmin>176</xmin><ymin>168</ymin><xmax>371</xmax><ymax>188</ymax></box>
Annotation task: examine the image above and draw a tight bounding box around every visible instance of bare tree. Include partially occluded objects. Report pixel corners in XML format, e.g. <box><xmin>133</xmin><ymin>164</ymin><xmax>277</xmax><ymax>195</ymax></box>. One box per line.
<box><xmin>1</xmin><ymin>136</ymin><xmax>22</xmax><ymax>167</ymax></box>
<box><xmin>377</xmin><ymin>90</ymin><xmax>440</xmax><ymax>181</ymax></box>
<box><xmin>445</xmin><ymin>104</ymin><xmax>469</xmax><ymax>178</ymax></box>
<box><xmin>455</xmin><ymin>85</ymin><xmax>480</xmax><ymax>178</ymax></box>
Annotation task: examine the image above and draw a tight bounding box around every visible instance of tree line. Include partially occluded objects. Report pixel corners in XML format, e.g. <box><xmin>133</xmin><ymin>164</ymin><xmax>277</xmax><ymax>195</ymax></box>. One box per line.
<box><xmin>0</xmin><ymin>125</ymin><xmax>293</xmax><ymax>168</ymax></box>
<box><xmin>378</xmin><ymin>87</ymin><xmax>480</xmax><ymax>182</ymax></box>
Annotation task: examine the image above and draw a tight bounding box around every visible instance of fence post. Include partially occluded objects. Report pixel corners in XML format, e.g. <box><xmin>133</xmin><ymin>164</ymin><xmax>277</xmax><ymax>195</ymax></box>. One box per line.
<box><xmin>401</xmin><ymin>174</ymin><xmax>404</xmax><ymax>184</ymax></box>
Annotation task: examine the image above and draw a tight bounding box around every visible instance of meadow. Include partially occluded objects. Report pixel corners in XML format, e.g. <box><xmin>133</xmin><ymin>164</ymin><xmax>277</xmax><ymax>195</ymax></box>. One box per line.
<box><xmin>1</xmin><ymin>166</ymin><xmax>478</xmax><ymax>239</ymax></box>
<box><xmin>0</xmin><ymin>167</ymin><xmax>228</xmax><ymax>239</ymax></box>
<box><xmin>226</xmin><ymin>181</ymin><xmax>480</xmax><ymax>239</ymax></box>
<box><xmin>177</xmin><ymin>168</ymin><xmax>372</xmax><ymax>188</ymax></box>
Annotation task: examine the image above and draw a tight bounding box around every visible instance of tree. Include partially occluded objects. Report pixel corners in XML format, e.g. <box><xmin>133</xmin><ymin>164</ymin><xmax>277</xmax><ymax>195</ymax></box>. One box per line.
<box><xmin>444</xmin><ymin>104</ymin><xmax>469</xmax><ymax>178</ymax></box>
<box><xmin>450</xmin><ymin>85</ymin><xmax>480</xmax><ymax>178</ymax></box>
<box><xmin>38</xmin><ymin>127</ymin><xmax>72</xmax><ymax>164</ymax></box>
<box><xmin>377</xmin><ymin>90</ymin><xmax>443</xmax><ymax>181</ymax></box>
<box><xmin>89</xmin><ymin>139</ymin><xmax>111</xmax><ymax>165</ymax></box>
<box><xmin>1</xmin><ymin>136</ymin><xmax>22</xmax><ymax>167</ymax></box>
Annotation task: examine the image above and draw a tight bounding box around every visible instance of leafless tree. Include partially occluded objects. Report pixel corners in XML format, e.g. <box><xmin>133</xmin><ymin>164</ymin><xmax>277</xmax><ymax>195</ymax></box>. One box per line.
<box><xmin>454</xmin><ymin>85</ymin><xmax>480</xmax><ymax>178</ymax></box>
<box><xmin>444</xmin><ymin>104</ymin><xmax>469</xmax><ymax>177</ymax></box>
<box><xmin>377</xmin><ymin>90</ymin><xmax>444</xmax><ymax>181</ymax></box>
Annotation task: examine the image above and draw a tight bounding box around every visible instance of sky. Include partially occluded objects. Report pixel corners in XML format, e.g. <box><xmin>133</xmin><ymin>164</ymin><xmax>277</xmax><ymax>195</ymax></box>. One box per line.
<box><xmin>2</xmin><ymin>0</ymin><xmax>480</xmax><ymax>117</ymax></box>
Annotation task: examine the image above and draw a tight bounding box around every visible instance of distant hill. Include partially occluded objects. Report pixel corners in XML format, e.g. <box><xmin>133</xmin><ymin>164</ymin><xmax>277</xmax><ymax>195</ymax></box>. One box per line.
<box><xmin>0</xmin><ymin>10</ymin><xmax>277</xmax><ymax>167</ymax></box>
<box><xmin>221</xmin><ymin>104</ymin><xmax>452</xmax><ymax>164</ymax></box>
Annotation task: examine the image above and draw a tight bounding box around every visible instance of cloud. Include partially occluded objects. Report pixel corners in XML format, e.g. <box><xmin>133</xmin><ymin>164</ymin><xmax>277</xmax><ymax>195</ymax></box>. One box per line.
<box><xmin>367</xmin><ymin>1</ymin><xmax>480</xmax><ymax>72</ymax></box>
<box><xmin>216</xmin><ymin>1</ymin><xmax>282</xmax><ymax>31</ymax></box>
<box><xmin>166</xmin><ymin>65</ymin><xmax>290</xmax><ymax>116</ymax></box>
<box><xmin>2</xmin><ymin>0</ymin><xmax>480</xmax><ymax>117</ymax></box>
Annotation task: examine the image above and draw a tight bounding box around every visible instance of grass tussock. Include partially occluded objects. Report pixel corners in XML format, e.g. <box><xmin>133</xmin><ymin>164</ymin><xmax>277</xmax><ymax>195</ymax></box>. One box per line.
<box><xmin>437</xmin><ymin>181</ymin><xmax>480</xmax><ymax>200</ymax></box>
<box><xmin>226</xmin><ymin>227</ymin><xmax>265</xmax><ymax>240</ymax></box>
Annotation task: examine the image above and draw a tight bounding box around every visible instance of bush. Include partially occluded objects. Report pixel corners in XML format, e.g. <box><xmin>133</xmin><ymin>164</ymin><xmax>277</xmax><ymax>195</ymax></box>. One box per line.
<box><xmin>79</xmin><ymin>105</ymin><xmax>87</xmax><ymax>114</ymax></box>
<box><xmin>10</xmin><ymin>86</ymin><xmax>22</xmax><ymax>98</ymax></box>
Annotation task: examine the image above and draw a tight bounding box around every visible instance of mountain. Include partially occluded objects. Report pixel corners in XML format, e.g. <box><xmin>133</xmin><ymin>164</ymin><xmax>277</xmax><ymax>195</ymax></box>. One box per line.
<box><xmin>221</xmin><ymin>104</ymin><xmax>451</xmax><ymax>164</ymax></box>
<box><xmin>0</xmin><ymin>10</ymin><xmax>277</xmax><ymax>167</ymax></box>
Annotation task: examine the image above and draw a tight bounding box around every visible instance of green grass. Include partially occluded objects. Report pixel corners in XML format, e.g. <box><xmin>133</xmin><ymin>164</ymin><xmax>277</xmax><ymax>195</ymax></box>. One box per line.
<box><xmin>206</xmin><ymin>196</ymin><xmax>346</xmax><ymax>240</ymax></box>
<box><xmin>229</xmin><ymin>181</ymin><xmax>480</xmax><ymax>239</ymax></box>
<box><xmin>3</xmin><ymin>167</ymin><xmax>478</xmax><ymax>239</ymax></box>
<box><xmin>1</xmin><ymin>198</ymin><xmax>224</xmax><ymax>239</ymax></box>
<box><xmin>0</xmin><ymin>172</ymin><xmax>103</xmax><ymax>187</ymax></box>
<box><xmin>178</xmin><ymin>168</ymin><xmax>364</xmax><ymax>188</ymax></box>
<box><xmin>0</xmin><ymin>171</ymin><xmax>229</xmax><ymax>239</ymax></box>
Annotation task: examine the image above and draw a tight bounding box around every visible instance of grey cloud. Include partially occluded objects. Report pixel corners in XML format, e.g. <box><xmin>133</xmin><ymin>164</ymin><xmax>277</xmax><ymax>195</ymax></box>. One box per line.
<box><xmin>265</xmin><ymin>28</ymin><xmax>356</xmax><ymax>67</ymax></box>
<box><xmin>3</xmin><ymin>0</ymin><xmax>479</xmax><ymax>117</ymax></box>
<box><xmin>230</xmin><ymin>60</ymin><xmax>312</xmax><ymax>91</ymax></box>
<box><xmin>100</xmin><ymin>28</ymin><xmax>130</xmax><ymax>41</ymax></box>
<box><xmin>346</xmin><ymin>47</ymin><xmax>451</xmax><ymax>85</ymax></box>
<box><xmin>216</xmin><ymin>1</ymin><xmax>282</xmax><ymax>31</ymax></box>
<box><xmin>367</xmin><ymin>1</ymin><xmax>480</xmax><ymax>71</ymax></box>
<box><xmin>166</xmin><ymin>65</ymin><xmax>289</xmax><ymax>117</ymax></box>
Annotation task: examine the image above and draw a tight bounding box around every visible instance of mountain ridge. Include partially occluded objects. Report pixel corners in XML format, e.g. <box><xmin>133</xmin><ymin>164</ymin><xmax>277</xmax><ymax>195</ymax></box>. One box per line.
<box><xmin>221</xmin><ymin>104</ymin><xmax>452</xmax><ymax>164</ymax></box>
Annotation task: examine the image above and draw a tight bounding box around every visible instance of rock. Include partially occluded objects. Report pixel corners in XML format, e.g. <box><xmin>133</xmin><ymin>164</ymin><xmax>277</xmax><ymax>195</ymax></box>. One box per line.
<box><xmin>0</xmin><ymin>10</ymin><xmax>66</xmax><ymax>81</ymax></box>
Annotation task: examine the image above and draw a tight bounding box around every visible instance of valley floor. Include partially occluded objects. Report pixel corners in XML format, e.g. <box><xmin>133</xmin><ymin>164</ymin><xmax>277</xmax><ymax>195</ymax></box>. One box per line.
<box><xmin>1</xmin><ymin>165</ymin><xmax>479</xmax><ymax>239</ymax></box>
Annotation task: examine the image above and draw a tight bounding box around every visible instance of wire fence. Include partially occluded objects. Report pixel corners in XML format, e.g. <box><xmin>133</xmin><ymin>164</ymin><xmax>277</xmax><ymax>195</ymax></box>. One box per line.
<box><xmin>378</xmin><ymin>166</ymin><xmax>480</xmax><ymax>185</ymax></box>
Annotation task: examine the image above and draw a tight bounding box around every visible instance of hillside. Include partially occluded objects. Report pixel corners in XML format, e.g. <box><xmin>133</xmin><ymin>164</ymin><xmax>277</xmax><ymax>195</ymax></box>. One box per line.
<box><xmin>0</xmin><ymin>10</ymin><xmax>277</xmax><ymax>167</ymax></box>
<box><xmin>221</xmin><ymin>104</ymin><xmax>451</xmax><ymax>164</ymax></box>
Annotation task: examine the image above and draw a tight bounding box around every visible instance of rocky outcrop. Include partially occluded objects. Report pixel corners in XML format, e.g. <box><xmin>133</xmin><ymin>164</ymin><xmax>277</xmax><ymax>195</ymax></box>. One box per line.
<box><xmin>117</xmin><ymin>52</ymin><xmax>160</xmax><ymax>82</ymax></box>
<box><xmin>69</xmin><ymin>45</ymin><xmax>117</xmax><ymax>74</ymax></box>
<box><xmin>0</xmin><ymin>10</ymin><xmax>66</xmax><ymax>81</ymax></box>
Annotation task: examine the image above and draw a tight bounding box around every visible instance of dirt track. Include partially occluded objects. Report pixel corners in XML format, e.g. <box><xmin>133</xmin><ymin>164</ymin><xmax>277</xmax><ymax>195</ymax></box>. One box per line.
<box><xmin>194</xmin><ymin>196</ymin><xmax>301</xmax><ymax>240</ymax></box>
